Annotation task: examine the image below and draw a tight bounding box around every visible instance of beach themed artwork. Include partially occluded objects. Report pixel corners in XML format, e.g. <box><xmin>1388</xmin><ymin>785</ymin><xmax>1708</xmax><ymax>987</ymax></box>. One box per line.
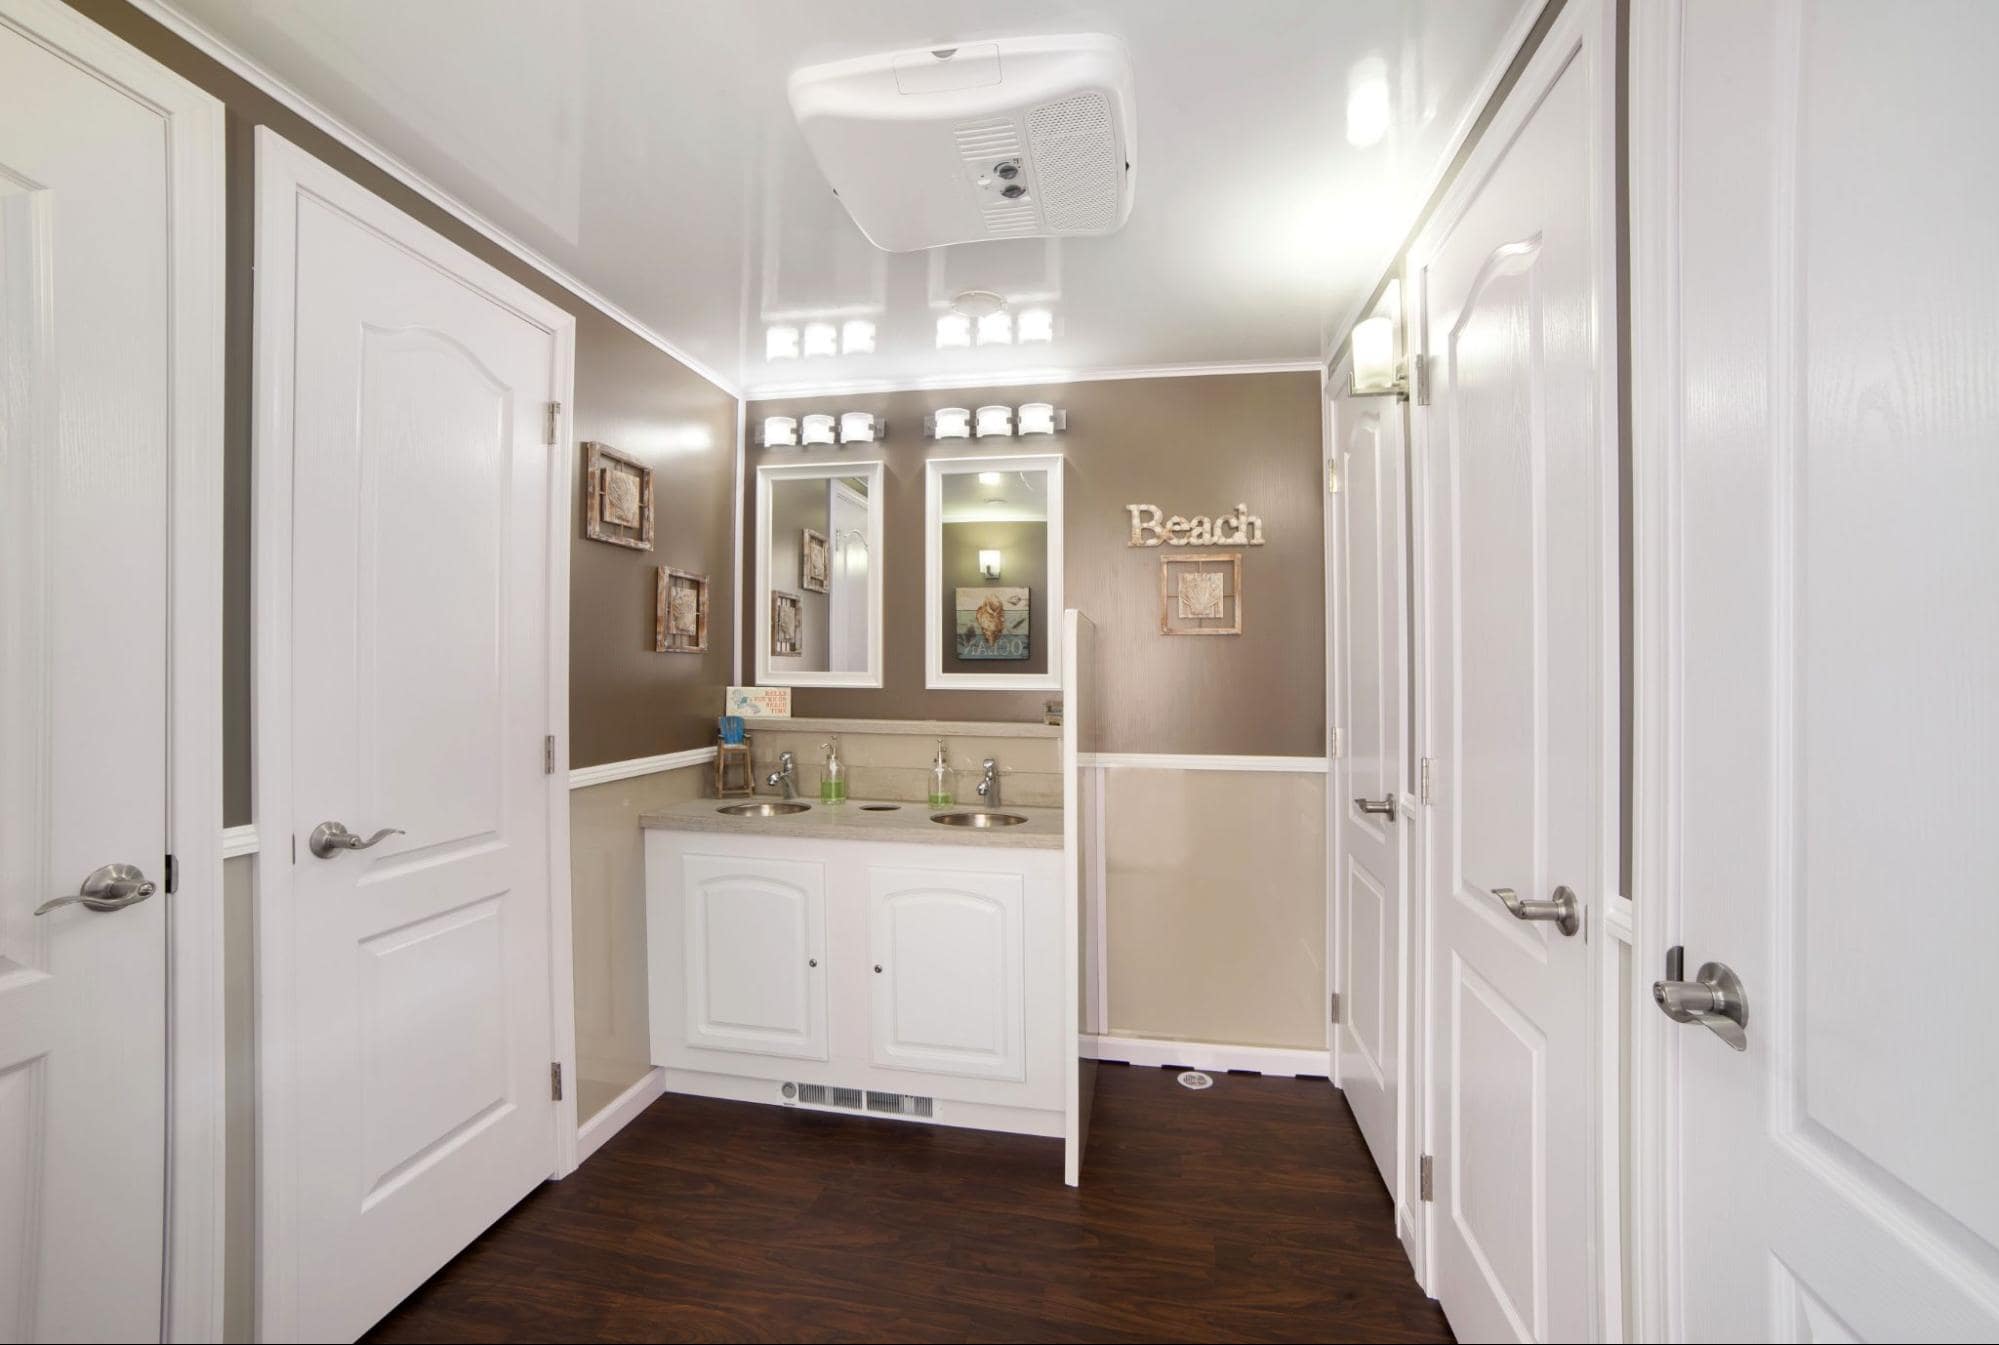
<box><xmin>955</xmin><ymin>586</ymin><xmax>1030</xmax><ymax>660</ymax></box>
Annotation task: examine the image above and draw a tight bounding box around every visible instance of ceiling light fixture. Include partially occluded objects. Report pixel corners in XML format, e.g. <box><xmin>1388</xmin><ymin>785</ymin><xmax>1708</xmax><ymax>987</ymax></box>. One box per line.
<box><xmin>765</xmin><ymin>325</ymin><xmax>800</xmax><ymax>361</ymax></box>
<box><xmin>841</xmin><ymin>319</ymin><xmax>876</xmax><ymax>354</ymax></box>
<box><xmin>935</xmin><ymin>313</ymin><xmax>971</xmax><ymax>349</ymax></box>
<box><xmin>1015</xmin><ymin>308</ymin><xmax>1054</xmax><ymax>343</ymax></box>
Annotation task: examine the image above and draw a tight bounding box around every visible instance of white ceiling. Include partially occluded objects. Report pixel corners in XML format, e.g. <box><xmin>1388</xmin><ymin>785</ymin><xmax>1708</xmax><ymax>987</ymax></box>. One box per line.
<box><xmin>165</xmin><ymin>0</ymin><xmax>1533</xmax><ymax>397</ymax></box>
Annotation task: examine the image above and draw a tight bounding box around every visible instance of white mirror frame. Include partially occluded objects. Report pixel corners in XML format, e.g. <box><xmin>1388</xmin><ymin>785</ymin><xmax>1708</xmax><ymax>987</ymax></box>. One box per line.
<box><xmin>925</xmin><ymin>452</ymin><xmax>1064</xmax><ymax>691</ymax></box>
<box><xmin>755</xmin><ymin>459</ymin><xmax>885</xmax><ymax>688</ymax></box>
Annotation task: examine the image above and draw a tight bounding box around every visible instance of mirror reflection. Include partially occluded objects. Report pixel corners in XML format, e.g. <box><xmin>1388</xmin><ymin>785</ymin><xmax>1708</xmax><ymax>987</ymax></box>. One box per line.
<box><xmin>926</xmin><ymin>455</ymin><xmax>1063</xmax><ymax>690</ymax></box>
<box><xmin>757</xmin><ymin>462</ymin><xmax>882</xmax><ymax>686</ymax></box>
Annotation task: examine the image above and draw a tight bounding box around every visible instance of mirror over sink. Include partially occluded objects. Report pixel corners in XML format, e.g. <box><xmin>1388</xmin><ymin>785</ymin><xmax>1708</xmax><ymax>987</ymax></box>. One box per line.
<box><xmin>925</xmin><ymin>453</ymin><xmax>1064</xmax><ymax>691</ymax></box>
<box><xmin>753</xmin><ymin>460</ymin><xmax>885</xmax><ymax>687</ymax></box>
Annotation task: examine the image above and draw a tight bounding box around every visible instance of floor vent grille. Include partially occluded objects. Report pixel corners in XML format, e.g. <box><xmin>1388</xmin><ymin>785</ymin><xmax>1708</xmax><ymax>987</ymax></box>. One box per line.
<box><xmin>784</xmin><ymin>1082</ymin><xmax>934</xmax><ymax>1119</ymax></box>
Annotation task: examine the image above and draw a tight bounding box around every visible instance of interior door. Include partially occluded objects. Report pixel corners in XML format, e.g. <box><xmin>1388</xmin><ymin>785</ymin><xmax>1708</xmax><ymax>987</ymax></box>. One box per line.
<box><xmin>679</xmin><ymin>853</ymin><xmax>828</xmax><ymax>1061</ymax></box>
<box><xmin>1411</xmin><ymin>4</ymin><xmax>1614</xmax><ymax>1341</ymax></box>
<box><xmin>827</xmin><ymin>479</ymin><xmax>869</xmax><ymax>670</ymax></box>
<box><xmin>1328</xmin><ymin>374</ymin><xmax>1409</xmax><ymax>1204</ymax></box>
<box><xmin>255</xmin><ymin>131</ymin><xmax>572</xmax><ymax>1343</ymax></box>
<box><xmin>1636</xmin><ymin>2</ymin><xmax>1999</xmax><ymax>1338</ymax></box>
<box><xmin>869</xmin><ymin>866</ymin><xmax>1026</xmax><ymax>1081</ymax></box>
<box><xmin>0</xmin><ymin>4</ymin><xmax>217</xmax><ymax>1339</ymax></box>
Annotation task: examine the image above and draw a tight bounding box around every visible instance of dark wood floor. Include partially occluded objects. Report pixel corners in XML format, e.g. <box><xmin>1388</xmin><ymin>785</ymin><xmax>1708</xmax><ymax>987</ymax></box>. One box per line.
<box><xmin>364</xmin><ymin>1063</ymin><xmax>1450</xmax><ymax>1344</ymax></box>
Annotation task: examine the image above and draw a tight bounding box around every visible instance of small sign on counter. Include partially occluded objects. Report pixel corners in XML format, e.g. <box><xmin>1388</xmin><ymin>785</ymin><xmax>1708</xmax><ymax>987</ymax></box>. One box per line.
<box><xmin>725</xmin><ymin>685</ymin><xmax>791</xmax><ymax>717</ymax></box>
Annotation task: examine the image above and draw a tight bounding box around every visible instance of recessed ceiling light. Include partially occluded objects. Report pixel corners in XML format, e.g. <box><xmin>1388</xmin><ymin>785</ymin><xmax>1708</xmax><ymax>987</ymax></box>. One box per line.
<box><xmin>949</xmin><ymin>289</ymin><xmax>1006</xmax><ymax>318</ymax></box>
<box><xmin>802</xmin><ymin>322</ymin><xmax>838</xmax><ymax>358</ymax></box>
<box><xmin>1016</xmin><ymin>308</ymin><xmax>1054</xmax><ymax>342</ymax></box>
<box><xmin>935</xmin><ymin>313</ymin><xmax>971</xmax><ymax>348</ymax></box>
<box><xmin>765</xmin><ymin>325</ymin><xmax>800</xmax><ymax>361</ymax></box>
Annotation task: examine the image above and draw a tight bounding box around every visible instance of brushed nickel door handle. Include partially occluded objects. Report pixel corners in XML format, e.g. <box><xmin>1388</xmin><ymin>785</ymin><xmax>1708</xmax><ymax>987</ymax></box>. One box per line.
<box><xmin>35</xmin><ymin>862</ymin><xmax>157</xmax><ymax>916</ymax></box>
<box><xmin>307</xmin><ymin>821</ymin><xmax>404</xmax><ymax>859</ymax></box>
<box><xmin>1354</xmin><ymin>795</ymin><xmax>1398</xmax><ymax>822</ymax></box>
<box><xmin>1652</xmin><ymin>946</ymin><xmax>1749</xmax><ymax>1051</ymax></box>
<box><xmin>1491</xmin><ymin>885</ymin><xmax>1581</xmax><ymax>937</ymax></box>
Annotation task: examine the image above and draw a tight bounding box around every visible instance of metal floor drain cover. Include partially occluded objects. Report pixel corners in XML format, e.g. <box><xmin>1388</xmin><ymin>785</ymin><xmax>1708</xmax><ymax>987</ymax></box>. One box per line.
<box><xmin>1177</xmin><ymin>1070</ymin><xmax>1214</xmax><ymax>1090</ymax></box>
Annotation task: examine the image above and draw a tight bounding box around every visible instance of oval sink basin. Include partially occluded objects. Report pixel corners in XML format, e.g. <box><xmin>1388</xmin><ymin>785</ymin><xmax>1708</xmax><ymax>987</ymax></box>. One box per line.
<box><xmin>929</xmin><ymin>810</ymin><xmax>1029</xmax><ymax>828</ymax></box>
<box><xmin>717</xmin><ymin>801</ymin><xmax>811</xmax><ymax>817</ymax></box>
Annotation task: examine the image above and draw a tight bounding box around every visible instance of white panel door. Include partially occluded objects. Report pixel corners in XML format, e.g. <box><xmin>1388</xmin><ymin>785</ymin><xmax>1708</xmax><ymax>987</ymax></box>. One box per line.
<box><xmin>1328</xmin><ymin>372</ymin><xmax>1410</xmax><ymax>1204</ymax></box>
<box><xmin>0</xmin><ymin>5</ymin><xmax>218</xmax><ymax>1340</ymax></box>
<box><xmin>868</xmin><ymin>866</ymin><xmax>1026</xmax><ymax>1082</ymax></box>
<box><xmin>255</xmin><ymin>131</ymin><xmax>572</xmax><ymax>1343</ymax></box>
<box><xmin>1412</xmin><ymin>3</ymin><xmax>1615</xmax><ymax>1341</ymax></box>
<box><xmin>679</xmin><ymin>854</ymin><xmax>828</xmax><ymax>1061</ymax></box>
<box><xmin>1634</xmin><ymin>2</ymin><xmax>1999</xmax><ymax>1339</ymax></box>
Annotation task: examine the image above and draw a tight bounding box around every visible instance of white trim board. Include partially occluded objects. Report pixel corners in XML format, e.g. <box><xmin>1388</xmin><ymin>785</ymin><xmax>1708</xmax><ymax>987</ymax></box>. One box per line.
<box><xmin>1082</xmin><ymin>753</ymin><xmax>1327</xmax><ymax>774</ymax></box>
<box><xmin>746</xmin><ymin>358</ymin><xmax>1324</xmax><ymax>402</ymax></box>
<box><xmin>128</xmin><ymin>0</ymin><xmax>739</xmax><ymax>399</ymax></box>
<box><xmin>1081</xmin><ymin>1035</ymin><xmax>1331</xmax><ymax>1079</ymax></box>
<box><xmin>575</xmin><ymin>1067</ymin><xmax>667</xmax><ymax>1165</ymax></box>
<box><xmin>220</xmin><ymin>825</ymin><xmax>259</xmax><ymax>859</ymax></box>
<box><xmin>568</xmin><ymin>747</ymin><xmax>718</xmax><ymax>790</ymax></box>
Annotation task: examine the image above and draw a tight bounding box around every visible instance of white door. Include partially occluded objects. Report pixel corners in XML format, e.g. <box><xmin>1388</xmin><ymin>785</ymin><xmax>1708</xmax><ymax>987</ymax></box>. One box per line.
<box><xmin>678</xmin><ymin>854</ymin><xmax>828</xmax><ymax>1061</ymax></box>
<box><xmin>826</xmin><ymin>480</ymin><xmax>869</xmax><ymax>671</ymax></box>
<box><xmin>1411</xmin><ymin>3</ymin><xmax>1615</xmax><ymax>1340</ymax></box>
<box><xmin>254</xmin><ymin>131</ymin><xmax>573</xmax><ymax>1343</ymax></box>
<box><xmin>1328</xmin><ymin>369</ymin><xmax>1411</xmax><ymax>1207</ymax></box>
<box><xmin>1634</xmin><ymin>2</ymin><xmax>1999</xmax><ymax>1338</ymax></box>
<box><xmin>0</xmin><ymin>4</ymin><xmax>220</xmax><ymax>1340</ymax></box>
<box><xmin>869</xmin><ymin>867</ymin><xmax>1026</xmax><ymax>1082</ymax></box>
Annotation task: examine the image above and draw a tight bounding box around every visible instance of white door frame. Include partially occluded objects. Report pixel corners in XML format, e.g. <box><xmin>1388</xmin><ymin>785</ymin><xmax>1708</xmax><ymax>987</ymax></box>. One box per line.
<box><xmin>2</xmin><ymin>2</ymin><xmax>228</xmax><ymax>1339</ymax></box>
<box><xmin>1406</xmin><ymin>0</ymin><xmax>1622</xmax><ymax>1334</ymax></box>
<box><xmin>250</xmin><ymin>129</ymin><xmax>578</xmax><ymax>1342</ymax></box>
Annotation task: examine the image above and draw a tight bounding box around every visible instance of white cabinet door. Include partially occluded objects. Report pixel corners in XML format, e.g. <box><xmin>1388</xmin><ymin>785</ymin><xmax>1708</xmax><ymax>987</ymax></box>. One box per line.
<box><xmin>682</xmin><ymin>854</ymin><xmax>828</xmax><ymax>1061</ymax></box>
<box><xmin>868</xmin><ymin>867</ymin><xmax>1026</xmax><ymax>1082</ymax></box>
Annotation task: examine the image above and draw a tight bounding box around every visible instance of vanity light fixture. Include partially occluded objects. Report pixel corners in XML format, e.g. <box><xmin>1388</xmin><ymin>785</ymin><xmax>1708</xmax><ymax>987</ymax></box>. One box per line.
<box><xmin>935</xmin><ymin>314</ymin><xmax>972</xmax><ymax>349</ymax></box>
<box><xmin>759</xmin><ymin>415</ymin><xmax>799</xmax><ymax>448</ymax></box>
<box><xmin>979</xmin><ymin>549</ymin><xmax>1004</xmax><ymax>580</ymax></box>
<box><xmin>802</xmin><ymin>322</ymin><xmax>839</xmax><ymax>359</ymax></box>
<box><xmin>975</xmin><ymin>404</ymin><xmax>1015</xmax><ymax>438</ymax></box>
<box><xmin>978</xmin><ymin>470</ymin><xmax>1005</xmax><ymax>486</ymax></box>
<box><xmin>765</xmin><ymin>325</ymin><xmax>800</xmax><ymax>361</ymax></box>
<box><xmin>841</xmin><ymin>319</ymin><xmax>876</xmax><ymax>354</ymax></box>
<box><xmin>1016</xmin><ymin>308</ymin><xmax>1054</xmax><ymax>343</ymax></box>
<box><xmin>1016</xmin><ymin>402</ymin><xmax>1066</xmax><ymax>435</ymax></box>
<box><xmin>976</xmin><ymin>310</ymin><xmax>1014</xmax><ymax>346</ymax></box>
<box><xmin>925</xmin><ymin>407</ymin><xmax>972</xmax><ymax>439</ymax></box>
<box><xmin>800</xmin><ymin>413</ymin><xmax>838</xmax><ymax>446</ymax></box>
<box><xmin>839</xmin><ymin>411</ymin><xmax>882</xmax><ymax>444</ymax></box>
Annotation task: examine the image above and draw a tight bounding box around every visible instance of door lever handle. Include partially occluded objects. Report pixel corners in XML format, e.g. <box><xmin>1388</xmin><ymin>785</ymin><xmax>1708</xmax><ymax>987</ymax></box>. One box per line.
<box><xmin>308</xmin><ymin>821</ymin><xmax>404</xmax><ymax>859</ymax></box>
<box><xmin>1653</xmin><ymin>948</ymin><xmax>1748</xmax><ymax>1051</ymax></box>
<box><xmin>1353</xmin><ymin>795</ymin><xmax>1398</xmax><ymax>822</ymax></box>
<box><xmin>35</xmin><ymin>863</ymin><xmax>157</xmax><ymax>916</ymax></box>
<box><xmin>1491</xmin><ymin>885</ymin><xmax>1581</xmax><ymax>937</ymax></box>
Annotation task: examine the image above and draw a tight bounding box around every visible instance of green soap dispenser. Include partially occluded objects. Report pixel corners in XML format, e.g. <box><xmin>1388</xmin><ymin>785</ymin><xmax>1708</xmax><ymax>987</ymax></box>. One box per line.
<box><xmin>928</xmin><ymin>740</ymin><xmax>954</xmax><ymax>808</ymax></box>
<box><xmin>820</xmin><ymin>738</ymin><xmax>847</xmax><ymax>804</ymax></box>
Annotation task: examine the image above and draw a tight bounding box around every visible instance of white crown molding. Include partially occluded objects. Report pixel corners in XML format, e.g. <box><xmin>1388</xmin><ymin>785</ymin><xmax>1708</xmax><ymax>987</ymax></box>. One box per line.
<box><xmin>744</xmin><ymin>358</ymin><xmax>1323</xmax><ymax>403</ymax></box>
<box><xmin>127</xmin><ymin>0</ymin><xmax>742</xmax><ymax>399</ymax></box>
<box><xmin>1083</xmin><ymin>752</ymin><xmax>1327</xmax><ymax>774</ymax></box>
<box><xmin>1082</xmin><ymin>1034</ymin><xmax>1330</xmax><ymax>1079</ymax></box>
<box><xmin>220</xmin><ymin>824</ymin><xmax>259</xmax><ymax>859</ymax></box>
<box><xmin>568</xmin><ymin>746</ymin><xmax>718</xmax><ymax>790</ymax></box>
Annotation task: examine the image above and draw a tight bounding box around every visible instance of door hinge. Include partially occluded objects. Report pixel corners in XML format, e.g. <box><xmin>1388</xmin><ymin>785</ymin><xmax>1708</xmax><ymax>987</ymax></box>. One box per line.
<box><xmin>550</xmin><ymin>1062</ymin><xmax>564</xmax><ymax>1102</ymax></box>
<box><xmin>544</xmin><ymin>734</ymin><xmax>557</xmax><ymax>775</ymax></box>
<box><xmin>1329</xmin><ymin>991</ymin><xmax>1341</xmax><ymax>1024</ymax></box>
<box><xmin>1419</xmin><ymin>1154</ymin><xmax>1434</xmax><ymax>1201</ymax></box>
<box><xmin>544</xmin><ymin>401</ymin><xmax>561</xmax><ymax>446</ymax></box>
<box><xmin>1419</xmin><ymin>756</ymin><xmax>1434</xmax><ymax>804</ymax></box>
<box><xmin>1409</xmin><ymin>352</ymin><xmax>1429</xmax><ymax>406</ymax></box>
<box><xmin>1326</xmin><ymin>459</ymin><xmax>1340</xmax><ymax>494</ymax></box>
<box><xmin>1329</xmin><ymin>726</ymin><xmax>1342</xmax><ymax>760</ymax></box>
<box><xmin>164</xmin><ymin>853</ymin><xmax>178</xmax><ymax>895</ymax></box>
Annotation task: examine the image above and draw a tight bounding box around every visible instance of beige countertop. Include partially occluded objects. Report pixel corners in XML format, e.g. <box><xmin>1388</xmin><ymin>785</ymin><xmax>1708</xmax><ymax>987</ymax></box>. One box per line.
<box><xmin>639</xmin><ymin>795</ymin><xmax>1064</xmax><ymax>850</ymax></box>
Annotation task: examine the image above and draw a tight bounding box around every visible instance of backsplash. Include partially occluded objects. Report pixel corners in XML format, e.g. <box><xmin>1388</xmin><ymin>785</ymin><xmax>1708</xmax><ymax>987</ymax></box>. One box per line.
<box><xmin>737</xmin><ymin>719</ymin><xmax>1061</xmax><ymax>807</ymax></box>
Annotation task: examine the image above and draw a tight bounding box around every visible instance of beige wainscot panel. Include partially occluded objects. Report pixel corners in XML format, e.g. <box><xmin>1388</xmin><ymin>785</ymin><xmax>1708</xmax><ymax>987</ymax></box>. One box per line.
<box><xmin>570</xmin><ymin>763</ymin><xmax>710</xmax><ymax>1118</ymax></box>
<box><xmin>1102</xmin><ymin>768</ymin><xmax>1327</xmax><ymax>1050</ymax></box>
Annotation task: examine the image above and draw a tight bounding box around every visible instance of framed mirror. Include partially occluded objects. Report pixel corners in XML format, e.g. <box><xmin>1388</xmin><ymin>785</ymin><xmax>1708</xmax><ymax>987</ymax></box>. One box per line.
<box><xmin>754</xmin><ymin>460</ymin><xmax>884</xmax><ymax>687</ymax></box>
<box><xmin>924</xmin><ymin>453</ymin><xmax>1064</xmax><ymax>691</ymax></box>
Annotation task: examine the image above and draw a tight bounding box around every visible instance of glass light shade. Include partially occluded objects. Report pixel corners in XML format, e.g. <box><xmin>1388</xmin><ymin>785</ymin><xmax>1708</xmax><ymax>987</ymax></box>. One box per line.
<box><xmin>1017</xmin><ymin>402</ymin><xmax>1058</xmax><ymax>435</ymax></box>
<box><xmin>761</xmin><ymin>415</ymin><xmax>798</xmax><ymax>447</ymax></box>
<box><xmin>764</xmin><ymin>325</ymin><xmax>799</xmax><ymax>361</ymax></box>
<box><xmin>802</xmin><ymin>322</ymin><xmax>838</xmax><ymax>358</ymax></box>
<box><xmin>841</xmin><ymin>319</ymin><xmax>875</xmax><ymax>354</ymax></box>
<box><xmin>974</xmin><ymin>404</ymin><xmax>1014</xmax><ymax>438</ymax></box>
<box><xmin>978</xmin><ymin>549</ymin><xmax>1003</xmax><ymax>580</ymax></box>
<box><xmin>935</xmin><ymin>314</ymin><xmax>971</xmax><ymax>348</ymax></box>
<box><xmin>930</xmin><ymin>407</ymin><xmax>971</xmax><ymax>439</ymax></box>
<box><xmin>975</xmin><ymin>310</ymin><xmax>1013</xmax><ymax>345</ymax></box>
<box><xmin>1351</xmin><ymin>314</ymin><xmax>1399</xmax><ymax>395</ymax></box>
<box><xmin>800</xmin><ymin>413</ymin><xmax>837</xmax><ymax>446</ymax></box>
<box><xmin>1015</xmin><ymin>308</ymin><xmax>1054</xmax><ymax>343</ymax></box>
<box><xmin>839</xmin><ymin>411</ymin><xmax>877</xmax><ymax>443</ymax></box>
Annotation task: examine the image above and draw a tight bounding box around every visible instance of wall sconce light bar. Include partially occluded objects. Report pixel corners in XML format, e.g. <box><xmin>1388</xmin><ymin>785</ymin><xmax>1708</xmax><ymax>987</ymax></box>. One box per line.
<box><xmin>800</xmin><ymin>413</ymin><xmax>837</xmax><ymax>446</ymax></box>
<box><xmin>1017</xmin><ymin>403</ymin><xmax>1066</xmax><ymax>436</ymax></box>
<box><xmin>925</xmin><ymin>407</ymin><xmax>972</xmax><ymax>439</ymax></box>
<box><xmin>839</xmin><ymin>411</ymin><xmax>882</xmax><ymax>444</ymax></box>
<box><xmin>1349</xmin><ymin>313</ymin><xmax>1409</xmax><ymax>399</ymax></box>
<box><xmin>758</xmin><ymin>415</ymin><xmax>799</xmax><ymax>448</ymax></box>
<box><xmin>978</xmin><ymin>549</ymin><xmax>1004</xmax><ymax>580</ymax></box>
<box><xmin>974</xmin><ymin>405</ymin><xmax>1014</xmax><ymax>438</ymax></box>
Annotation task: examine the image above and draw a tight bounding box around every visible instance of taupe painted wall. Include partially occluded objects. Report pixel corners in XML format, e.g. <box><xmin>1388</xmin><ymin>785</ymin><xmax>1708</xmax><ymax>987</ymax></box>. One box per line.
<box><xmin>66</xmin><ymin>0</ymin><xmax>739</xmax><ymax>818</ymax></box>
<box><xmin>745</xmin><ymin>372</ymin><xmax>1326</xmax><ymax>756</ymax></box>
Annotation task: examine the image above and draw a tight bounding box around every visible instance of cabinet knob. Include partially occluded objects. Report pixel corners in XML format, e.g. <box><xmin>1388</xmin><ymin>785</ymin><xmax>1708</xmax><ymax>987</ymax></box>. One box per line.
<box><xmin>873</xmin><ymin>964</ymin><xmax>883</xmax><ymax>974</ymax></box>
<box><xmin>808</xmin><ymin>958</ymin><xmax>818</xmax><ymax>968</ymax></box>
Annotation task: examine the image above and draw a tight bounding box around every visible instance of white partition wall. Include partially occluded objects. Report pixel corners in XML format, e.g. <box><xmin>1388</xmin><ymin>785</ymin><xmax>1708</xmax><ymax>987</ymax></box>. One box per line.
<box><xmin>1062</xmin><ymin>608</ymin><xmax>1099</xmax><ymax>1186</ymax></box>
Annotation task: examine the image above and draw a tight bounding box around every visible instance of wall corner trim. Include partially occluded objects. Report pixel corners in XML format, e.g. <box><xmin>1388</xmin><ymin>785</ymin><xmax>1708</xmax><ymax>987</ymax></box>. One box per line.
<box><xmin>568</xmin><ymin>746</ymin><xmax>719</xmax><ymax>790</ymax></box>
<box><xmin>127</xmin><ymin>0</ymin><xmax>742</xmax><ymax>399</ymax></box>
<box><xmin>1081</xmin><ymin>1034</ymin><xmax>1331</xmax><ymax>1079</ymax></box>
<box><xmin>1082</xmin><ymin>753</ymin><xmax>1328</xmax><ymax>774</ymax></box>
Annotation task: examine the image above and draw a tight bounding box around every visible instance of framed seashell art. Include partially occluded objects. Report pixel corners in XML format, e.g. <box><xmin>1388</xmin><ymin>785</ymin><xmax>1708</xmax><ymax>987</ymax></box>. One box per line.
<box><xmin>655</xmin><ymin>566</ymin><xmax>709</xmax><ymax>654</ymax></box>
<box><xmin>1159</xmin><ymin>552</ymin><xmax>1242</xmax><ymax>636</ymax></box>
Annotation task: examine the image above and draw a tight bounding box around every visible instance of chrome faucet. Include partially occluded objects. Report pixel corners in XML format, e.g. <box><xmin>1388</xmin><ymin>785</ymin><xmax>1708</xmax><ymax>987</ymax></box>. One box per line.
<box><xmin>766</xmin><ymin>751</ymin><xmax>797</xmax><ymax>800</ymax></box>
<box><xmin>976</xmin><ymin>757</ymin><xmax>1001</xmax><ymax>808</ymax></box>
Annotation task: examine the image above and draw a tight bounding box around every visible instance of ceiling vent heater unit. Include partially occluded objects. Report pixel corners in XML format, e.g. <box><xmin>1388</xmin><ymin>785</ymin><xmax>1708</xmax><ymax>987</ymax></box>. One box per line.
<box><xmin>788</xmin><ymin>34</ymin><xmax>1137</xmax><ymax>252</ymax></box>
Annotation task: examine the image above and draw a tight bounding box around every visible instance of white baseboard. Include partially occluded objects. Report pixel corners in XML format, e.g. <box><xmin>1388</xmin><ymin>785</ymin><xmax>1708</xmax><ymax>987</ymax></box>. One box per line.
<box><xmin>1081</xmin><ymin>752</ymin><xmax>1327</xmax><ymax>773</ymax></box>
<box><xmin>1081</xmin><ymin>1033</ymin><xmax>1332</xmax><ymax>1078</ymax></box>
<box><xmin>574</xmin><ymin>1066</ymin><xmax>667</xmax><ymax>1164</ymax></box>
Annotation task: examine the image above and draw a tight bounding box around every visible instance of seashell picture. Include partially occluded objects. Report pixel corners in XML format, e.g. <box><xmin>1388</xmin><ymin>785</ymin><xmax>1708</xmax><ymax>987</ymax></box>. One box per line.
<box><xmin>954</xmin><ymin>586</ymin><xmax>1030</xmax><ymax>660</ymax></box>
